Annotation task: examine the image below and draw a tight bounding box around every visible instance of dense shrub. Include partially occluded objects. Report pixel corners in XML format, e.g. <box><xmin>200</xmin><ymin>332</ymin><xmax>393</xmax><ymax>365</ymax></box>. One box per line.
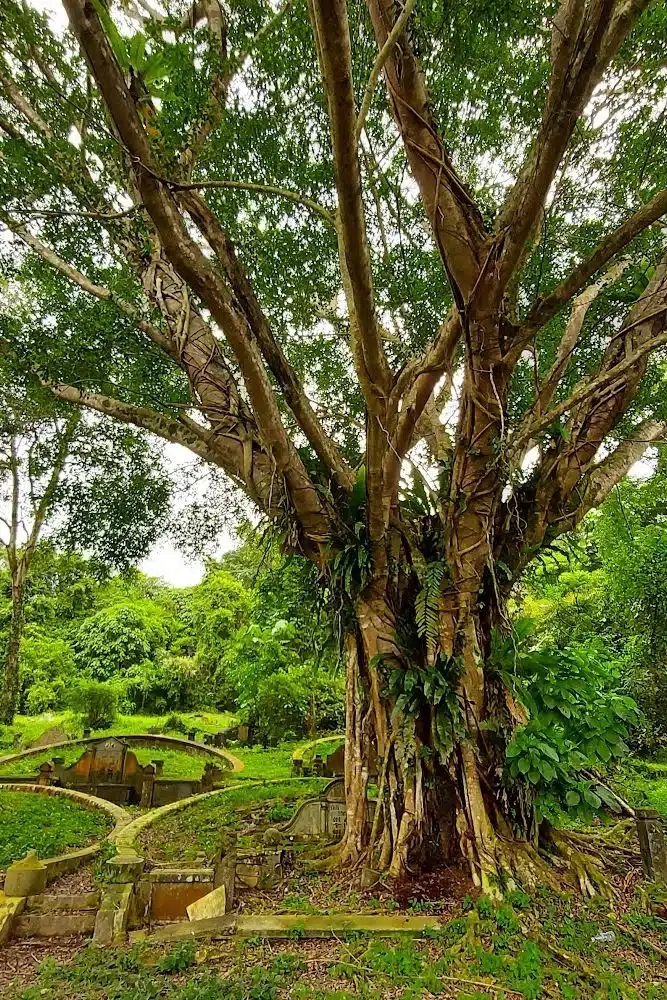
<box><xmin>68</xmin><ymin>679</ymin><xmax>118</xmax><ymax>730</ymax></box>
<box><xmin>493</xmin><ymin>630</ymin><xmax>638</xmax><ymax>823</ymax></box>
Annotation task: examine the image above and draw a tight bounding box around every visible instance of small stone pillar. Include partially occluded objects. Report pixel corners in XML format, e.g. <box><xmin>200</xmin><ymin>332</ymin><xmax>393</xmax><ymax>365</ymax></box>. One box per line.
<box><xmin>106</xmin><ymin>851</ymin><xmax>145</xmax><ymax>883</ymax></box>
<box><xmin>203</xmin><ymin>733</ymin><xmax>214</xmax><ymax>746</ymax></box>
<box><xmin>151</xmin><ymin>759</ymin><xmax>164</xmax><ymax>777</ymax></box>
<box><xmin>637</xmin><ymin>807</ymin><xmax>667</xmax><ymax>882</ymax></box>
<box><xmin>82</xmin><ymin>728</ymin><xmax>91</xmax><ymax>739</ymax></box>
<box><xmin>51</xmin><ymin>756</ymin><xmax>65</xmax><ymax>780</ymax></box>
<box><xmin>37</xmin><ymin>762</ymin><xmax>53</xmax><ymax>786</ymax></box>
<box><xmin>5</xmin><ymin>851</ymin><xmax>47</xmax><ymax>897</ymax></box>
<box><xmin>140</xmin><ymin>764</ymin><xmax>155</xmax><ymax>808</ymax></box>
<box><xmin>213</xmin><ymin>831</ymin><xmax>237</xmax><ymax>912</ymax></box>
<box><xmin>292</xmin><ymin>758</ymin><xmax>303</xmax><ymax>777</ymax></box>
<box><xmin>188</xmin><ymin>729</ymin><xmax>197</xmax><ymax>742</ymax></box>
<box><xmin>213</xmin><ymin>732</ymin><xmax>224</xmax><ymax>748</ymax></box>
<box><xmin>237</xmin><ymin>724</ymin><xmax>249</xmax><ymax>744</ymax></box>
<box><xmin>312</xmin><ymin>754</ymin><xmax>324</xmax><ymax>776</ymax></box>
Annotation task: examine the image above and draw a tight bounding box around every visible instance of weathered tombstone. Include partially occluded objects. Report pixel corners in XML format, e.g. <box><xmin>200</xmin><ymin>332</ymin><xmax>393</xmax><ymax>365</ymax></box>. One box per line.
<box><xmin>140</xmin><ymin>763</ymin><xmax>156</xmax><ymax>808</ymax></box>
<box><xmin>237</xmin><ymin>724</ymin><xmax>250</xmax><ymax>744</ymax></box>
<box><xmin>203</xmin><ymin>733</ymin><xmax>214</xmax><ymax>746</ymax></box>
<box><xmin>637</xmin><ymin>807</ymin><xmax>667</xmax><ymax>882</ymax></box>
<box><xmin>188</xmin><ymin>729</ymin><xmax>197</xmax><ymax>742</ymax></box>
<box><xmin>30</xmin><ymin>725</ymin><xmax>68</xmax><ymax>749</ymax></box>
<box><xmin>151</xmin><ymin>759</ymin><xmax>164</xmax><ymax>777</ymax></box>
<box><xmin>90</xmin><ymin>737</ymin><xmax>129</xmax><ymax>782</ymax></box>
<box><xmin>213</xmin><ymin>732</ymin><xmax>225</xmax><ymax>748</ymax></box>
<box><xmin>292</xmin><ymin>758</ymin><xmax>304</xmax><ymax>777</ymax></box>
<box><xmin>323</xmin><ymin>779</ymin><xmax>346</xmax><ymax>840</ymax></box>
<box><xmin>324</xmin><ymin>744</ymin><xmax>345</xmax><ymax>777</ymax></box>
<box><xmin>82</xmin><ymin>728</ymin><xmax>91</xmax><ymax>739</ymax></box>
<box><xmin>312</xmin><ymin>753</ymin><xmax>325</xmax><ymax>776</ymax></box>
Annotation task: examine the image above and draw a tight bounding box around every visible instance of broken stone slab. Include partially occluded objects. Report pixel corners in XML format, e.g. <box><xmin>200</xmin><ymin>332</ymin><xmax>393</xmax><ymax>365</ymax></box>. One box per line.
<box><xmin>0</xmin><ymin>893</ymin><xmax>26</xmax><ymax>945</ymax></box>
<box><xmin>26</xmin><ymin>892</ymin><xmax>100</xmax><ymax>912</ymax></box>
<box><xmin>360</xmin><ymin>867</ymin><xmax>382</xmax><ymax>890</ymax></box>
<box><xmin>235</xmin><ymin>862</ymin><xmax>261</xmax><ymax>889</ymax></box>
<box><xmin>4</xmin><ymin>851</ymin><xmax>47</xmax><ymax>897</ymax></box>
<box><xmin>94</xmin><ymin>884</ymin><xmax>133</xmax><ymax>947</ymax></box>
<box><xmin>186</xmin><ymin>884</ymin><xmax>227</xmax><ymax>921</ymax></box>
<box><xmin>130</xmin><ymin>912</ymin><xmax>442</xmax><ymax>944</ymax></box>
<box><xmin>14</xmin><ymin>911</ymin><xmax>97</xmax><ymax>938</ymax></box>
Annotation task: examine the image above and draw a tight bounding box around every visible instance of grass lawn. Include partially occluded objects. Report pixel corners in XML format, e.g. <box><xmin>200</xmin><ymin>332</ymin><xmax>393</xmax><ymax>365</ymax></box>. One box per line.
<box><xmin>3</xmin><ymin>886</ymin><xmax>667</xmax><ymax>999</ymax></box>
<box><xmin>0</xmin><ymin>789</ymin><xmax>111</xmax><ymax>869</ymax></box>
<box><xmin>612</xmin><ymin>760</ymin><xmax>667</xmax><ymax>818</ymax></box>
<box><xmin>236</xmin><ymin>743</ymin><xmax>299</xmax><ymax>781</ymax></box>
<box><xmin>0</xmin><ymin>710</ymin><xmax>237</xmax><ymax>753</ymax></box>
<box><xmin>140</xmin><ymin>778</ymin><xmax>327</xmax><ymax>863</ymax></box>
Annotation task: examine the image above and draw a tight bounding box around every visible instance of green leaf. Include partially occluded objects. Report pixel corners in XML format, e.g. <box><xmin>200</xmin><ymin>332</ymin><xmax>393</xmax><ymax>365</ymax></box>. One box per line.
<box><xmin>565</xmin><ymin>790</ymin><xmax>581</xmax><ymax>807</ymax></box>
<box><xmin>91</xmin><ymin>0</ymin><xmax>129</xmax><ymax>69</ymax></box>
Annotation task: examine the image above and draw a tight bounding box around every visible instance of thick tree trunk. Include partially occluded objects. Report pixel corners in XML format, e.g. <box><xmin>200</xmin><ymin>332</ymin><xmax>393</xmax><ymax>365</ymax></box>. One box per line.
<box><xmin>0</xmin><ymin>576</ymin><xmax>25</xmax><ymax>724</ymax></box>
<box><xmin>338</xmin><ymin>588</ymin><xmax>540</xmax><ymax>892</ymax></box>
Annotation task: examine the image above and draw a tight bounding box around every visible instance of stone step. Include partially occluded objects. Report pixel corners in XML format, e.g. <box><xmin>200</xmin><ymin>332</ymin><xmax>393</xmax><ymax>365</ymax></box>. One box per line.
<box><xmin>131</xmin><ymin>912</ymin><xmax>442</xmax><ymax>943</ymax></box>
<box><xmin>26</xmin><ymin>892</ymin><xmax>100</xmax><ymax>912</ymax></box>
<box><xmin>14</xmin><ymin>911</ymin><xmax>97</xmax><ymax>937</ymax></box>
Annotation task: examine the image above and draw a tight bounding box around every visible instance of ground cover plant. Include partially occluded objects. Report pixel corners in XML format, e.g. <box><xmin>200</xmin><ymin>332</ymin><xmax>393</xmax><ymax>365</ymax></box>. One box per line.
<box><xmin>0</xmin><ymin>789</ymin><xmax>111</xmax><ymax>869</ymax></box>
<box><xmin>3</xmin><ymin>886</ymin><xmax>667</xmax><ymax>999</ymax></box>
<box><xmin>139</xmin><ymin>778</ymin><xmax>327</xmax><ymax>863</ymax></box>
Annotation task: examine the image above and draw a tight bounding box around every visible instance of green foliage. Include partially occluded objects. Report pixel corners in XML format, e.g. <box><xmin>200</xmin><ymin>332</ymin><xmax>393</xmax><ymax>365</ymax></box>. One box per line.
<box><xmin>387</xmin><ymin>655</ymin><xmax>464</xmax><ymax>761</ymax></box>
<box><xmin>0</xmin><ymin>789</ymin><xmax>110</xmax><ymax>868</ymax></box>
<box><xmin>415</xmin><ymin>560</ymin><xmax>447</xmax><ymax>643</ymax></box>
<box><xmin>514</xmin><ymin>469</ymin><xmax>667</xmax><ymax>750</ymax></box>
<box><xmin>493</xmin><ymin>633</ymin><xmax>638</xmax><ymax>822</ymax></box>
<box><xmin>68</xmin><ymin>679</ymin><xmax>118</xmax><ymax>731</ymax></box>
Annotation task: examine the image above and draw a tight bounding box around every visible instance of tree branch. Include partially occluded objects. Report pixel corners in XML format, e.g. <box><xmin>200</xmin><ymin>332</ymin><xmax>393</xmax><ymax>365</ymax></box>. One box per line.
<box><xmin>170</xmin><ymin>178</ymin><xmax>335</xmax><ymax>225</ymax></box>
<box><xmin>517</xmin><ymin>184</ymin><xmax>667</xmax><ymax>347</ymax></box>
<box><xmin>2</xmin><ymin>214</ymin><xmax>178</xmax><ymax>360</ymax></box>
<box><xmin>355</xmin><ymin>0</ymin><xmax>415</xmax><ymax>141</ymax></box>
<box><xmin>496</xmin><ymin>0</ymin><xmax>650</xmax><ymax>291</ymax></box>
<box><xmin>364</xmin><ymin>0</ymin><xmax>486</xmax><ymax>303</ymax></box>
<box><xmin>531</xmin><ymin>257</ymin><xmax>632</xmax><ymax>418</ymax></box>
<box><xmin>0</xmin><ymin>71</ymin><xmax>53</xmax><ymax>138</ymax></box>
<box><xmin>582</xmin><ymin>418</ymin><xmax>666</xmax><ymax>512</ymax></box>
<box><xmin>47</xmin><ymin>381</ymin><xmax>239</xmax><ymax>475</ymax></box>
<box><xmin>311</xmin><ymin>0</ymin><xmax>391</xmax><ymax>404</ymax></box>
<box><xmin>63</xmin><ymin>0</ymin><xmax>331</xmax><ymax>545</ymax></box>
<box><xmin>181</xmin><ymin>190</ymin><xmax>355</xmax><ymax>489</ymax></box>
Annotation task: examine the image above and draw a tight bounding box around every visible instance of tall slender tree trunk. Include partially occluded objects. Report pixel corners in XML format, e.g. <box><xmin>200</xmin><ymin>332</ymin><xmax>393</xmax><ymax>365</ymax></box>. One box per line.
<box><xmin>0</xmin><ymin>574</ymin><xmax>26</xmax><ymax>724</ymax></box>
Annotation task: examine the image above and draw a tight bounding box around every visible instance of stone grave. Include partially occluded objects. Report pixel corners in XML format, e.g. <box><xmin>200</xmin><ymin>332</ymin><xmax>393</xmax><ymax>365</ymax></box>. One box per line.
<box><xmin>280</xmin><ymin>779</ymin><xmax>358</xmax><ymax>841</ymax></box>
<box><xmin>29</xmin><ymin>725</ymin><xmax>68</xmax><ymax>748</ymax></box>
<box><xmin>34</xmin><ymin>737</ymin><xmax>209</xmax><ymax>807</ymax></box>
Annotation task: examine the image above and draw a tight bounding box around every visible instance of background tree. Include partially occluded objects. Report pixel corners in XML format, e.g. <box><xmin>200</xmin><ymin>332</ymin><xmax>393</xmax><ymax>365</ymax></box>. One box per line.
<box><xmin>0</xmin><ymin>378</ymin><xmax>170</xmax><ymax>721</ymax></box>
<box><xmin>1</xmin><ymin>0</ymin><xmax>667</xmax><ymax>888</ymax></box>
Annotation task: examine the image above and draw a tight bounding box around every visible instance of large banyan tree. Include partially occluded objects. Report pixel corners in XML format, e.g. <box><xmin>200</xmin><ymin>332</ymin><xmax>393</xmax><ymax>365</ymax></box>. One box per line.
<box><xmin>1</xmin><ymin>0</ymin><xmax>667</xmax><ymax>887</ymax></box>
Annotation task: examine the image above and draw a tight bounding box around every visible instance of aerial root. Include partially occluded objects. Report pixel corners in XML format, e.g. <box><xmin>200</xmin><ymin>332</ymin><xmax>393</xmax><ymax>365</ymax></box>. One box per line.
<box><xmin>544</xmin><ymin>829</ymin><xmax>615</xmax><ymax>898</ymax></box>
